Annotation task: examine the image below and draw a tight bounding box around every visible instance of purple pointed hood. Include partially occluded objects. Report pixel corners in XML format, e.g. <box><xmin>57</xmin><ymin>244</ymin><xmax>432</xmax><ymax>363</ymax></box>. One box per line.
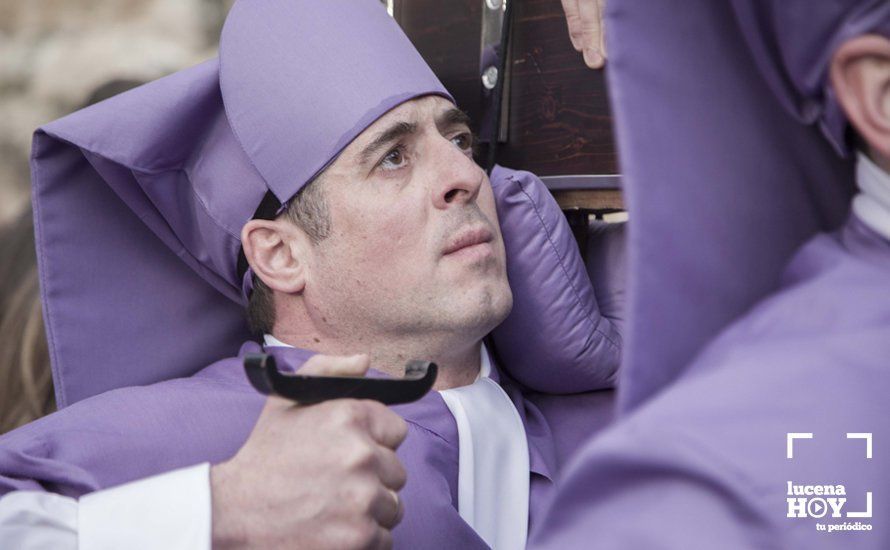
<box><xmin>609</xmin><ymin>0</ymin><xmax>890</xmax><ymax>412</ymax></box>
<box><xmin>32</xmin><ymin>0</ymin><xmax>450</xmax><ymax>408</ymax></box>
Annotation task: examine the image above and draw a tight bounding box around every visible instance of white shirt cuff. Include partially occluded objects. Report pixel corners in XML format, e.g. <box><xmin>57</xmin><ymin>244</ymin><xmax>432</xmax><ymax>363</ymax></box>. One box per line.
<box><xmin>0</xmin><ymin>490</ymin><xmax>78</xmax><ymax>548</ymax></box>
<box><xmin>80</xmin><ymin>462</ymin><xmax>211</xmax><ymax>550</ymax></box>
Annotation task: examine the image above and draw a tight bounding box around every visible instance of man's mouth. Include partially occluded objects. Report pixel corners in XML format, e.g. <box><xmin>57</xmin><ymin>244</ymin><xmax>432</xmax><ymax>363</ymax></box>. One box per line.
<box><xmin>442</xmin><ymin>226</ymin><xmax>495</xmax><ymax>257</ymax></box>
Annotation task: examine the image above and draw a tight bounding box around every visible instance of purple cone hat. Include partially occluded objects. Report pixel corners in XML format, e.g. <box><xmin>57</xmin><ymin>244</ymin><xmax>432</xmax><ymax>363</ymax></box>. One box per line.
<box><xmin>31</xmin><ymin>0</ymin><xmax>450</xmax><ymax>408</ymax></box>
<box><xmin>610</xmin><ymin>0</ymin><xmax>890</xmax><ymax>412</ymax></box>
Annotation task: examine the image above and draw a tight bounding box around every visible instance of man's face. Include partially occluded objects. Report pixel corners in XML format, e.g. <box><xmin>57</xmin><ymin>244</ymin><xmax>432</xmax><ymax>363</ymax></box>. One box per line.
<box><xmin>301</xmin><ymin>95</ymin><xmax>513</xmax><ymax>346</ymax></box>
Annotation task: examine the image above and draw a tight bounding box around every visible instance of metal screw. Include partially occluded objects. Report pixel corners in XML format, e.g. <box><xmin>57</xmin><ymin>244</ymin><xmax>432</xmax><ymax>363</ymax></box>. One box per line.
<box><xmin>482</xmin><ymin>66</ymin><xmax>498</xmax><ymax>89</ymax></box>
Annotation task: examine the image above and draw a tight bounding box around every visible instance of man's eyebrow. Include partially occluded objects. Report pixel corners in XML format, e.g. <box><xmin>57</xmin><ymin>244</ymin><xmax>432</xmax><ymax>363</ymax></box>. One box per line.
<box><xmin>436</xmin><ymin>107</ymin><xmax>472</xmax><ymax>130</ymax></box>
<box><xmin>357</xmin><ymin>121</ymin><xmax>417</xmax><ymax>165</ymax></box>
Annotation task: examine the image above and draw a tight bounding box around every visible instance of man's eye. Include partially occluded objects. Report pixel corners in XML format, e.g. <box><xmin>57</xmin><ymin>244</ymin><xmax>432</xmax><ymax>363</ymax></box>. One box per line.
<box><xmin>379</xmin><ymin>145</ymin><xmax>406</xmax><ymax>170</ymax></box>
<box><xmin>451</xmin><ymin>132</ymin><xmax>473</xmax><ymax>151</ymax></box>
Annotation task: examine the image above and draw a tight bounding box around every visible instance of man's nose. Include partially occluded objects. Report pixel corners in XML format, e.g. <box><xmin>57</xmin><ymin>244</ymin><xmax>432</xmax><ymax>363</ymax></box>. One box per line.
<box><xmin>429</xmin><ymin>136</ymin><xmax>484</xmax><ymax>210</ymax></box>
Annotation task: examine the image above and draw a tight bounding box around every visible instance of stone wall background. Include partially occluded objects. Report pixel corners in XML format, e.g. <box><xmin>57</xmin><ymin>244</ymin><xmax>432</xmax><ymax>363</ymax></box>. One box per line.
<box><xmin>0</xmin><ymin>0</ymin><xmax>235</xmax><ymax>225</ymax></box>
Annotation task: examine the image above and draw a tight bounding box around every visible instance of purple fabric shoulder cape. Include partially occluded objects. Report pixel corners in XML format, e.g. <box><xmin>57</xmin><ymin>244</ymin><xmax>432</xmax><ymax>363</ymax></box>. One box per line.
<box><xmin>0</xmin><ymin>343</ymin><xmax>610</xmax><ymax>547</ymax></box>
<box><xmin>530</xmin><ymin>1</ymin><xmax>890</xmax><ymax>548</ymax></box>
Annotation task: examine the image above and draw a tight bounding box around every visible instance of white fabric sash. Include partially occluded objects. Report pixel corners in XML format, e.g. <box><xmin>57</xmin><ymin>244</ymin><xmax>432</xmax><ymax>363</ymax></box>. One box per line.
<box><xmin>439</xmin><ymin>345</ymin><xmax>530</xmax><ymax>550</ymax></box>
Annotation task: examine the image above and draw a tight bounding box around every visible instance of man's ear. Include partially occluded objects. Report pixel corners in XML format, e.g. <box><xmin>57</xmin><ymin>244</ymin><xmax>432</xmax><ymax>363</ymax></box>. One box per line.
<box><xmin>241</xmin><ymin>219</ymin><xmax>309</xmax><ymax>294</ymax></box>
<box><xmin>830</xmin><ymin>34</ymin><xmax>890</xmax><ymax>160</ymax></box>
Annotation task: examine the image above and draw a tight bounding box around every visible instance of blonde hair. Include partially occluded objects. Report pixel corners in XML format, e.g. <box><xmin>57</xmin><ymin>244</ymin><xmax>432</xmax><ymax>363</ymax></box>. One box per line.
<box><xmin>0</xmin><ymin>212</ymin><xmax>54</xmax><ymax>434</ymax></box>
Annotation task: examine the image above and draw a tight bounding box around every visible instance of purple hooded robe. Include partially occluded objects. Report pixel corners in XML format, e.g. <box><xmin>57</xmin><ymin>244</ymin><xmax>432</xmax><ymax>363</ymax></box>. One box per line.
<box><xmin>529</xmin><ymin>1</ymin><xmax>890</xmax><ymax>548</ymax></box>
<box><xmin>0</xmin><ymin>340</ymin><xmax>612</xmax><ymax>547</ymax></box>
<box><xmin>0</xmin><ymin>0</ymin><xmax>622</xmax><ymax>547</ymax></box>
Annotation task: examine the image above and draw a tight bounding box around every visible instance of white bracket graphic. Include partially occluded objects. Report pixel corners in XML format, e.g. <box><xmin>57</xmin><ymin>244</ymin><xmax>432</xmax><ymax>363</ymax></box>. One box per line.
<box><xmin>787</xmin><ymin>433</ymin><xmax>813</xmax><ymax>459</ymax></box>
<box><xmin>846</xmin><ymin>433</ymin><xmax>873</xmax><ymax>459</ymax></box>
<box><xmin>847</xmin><ymin>492</ymin><xmax>873</xmax><ymax>518</ymax></box>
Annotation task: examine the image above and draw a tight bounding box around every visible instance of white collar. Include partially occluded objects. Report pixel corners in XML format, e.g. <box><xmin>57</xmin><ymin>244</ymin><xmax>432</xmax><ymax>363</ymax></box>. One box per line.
<box><xmin>477</xmin><ymin>344</ymin><xmax>492</xmax><ymax>380</ymax></box>
<box><xmin>852</xmin><ymin>152</ymin><xmax>890</xmax><ymax>242</ymax></box>
<box><xmin>263</xmin><ymin>334</ymin><xmax>292</xmax><ymax>348</ymax></box>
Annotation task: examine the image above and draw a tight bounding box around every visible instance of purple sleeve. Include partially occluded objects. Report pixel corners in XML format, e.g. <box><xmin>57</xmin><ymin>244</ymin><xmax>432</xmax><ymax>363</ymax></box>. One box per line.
<box><xmin>0</xmin><ymin>366</ymin><xmax>261</xmax><ymax>499</ymax></box>
<box><xmin>529</xmin><ymin>423</ymin><xmax>778</xmax><ymax>550</ymax></box>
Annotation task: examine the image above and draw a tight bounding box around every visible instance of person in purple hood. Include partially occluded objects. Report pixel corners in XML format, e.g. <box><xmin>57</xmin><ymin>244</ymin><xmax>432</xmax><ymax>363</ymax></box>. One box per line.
<box><xmin>530</xmin><ymin>1</ymin><xmax>890</xmax><ymax>549</ymax></box>
<box><xmin>0</xmin><ymin>0</ymin><xmax>622</xmax><ymax>548</ymax></box>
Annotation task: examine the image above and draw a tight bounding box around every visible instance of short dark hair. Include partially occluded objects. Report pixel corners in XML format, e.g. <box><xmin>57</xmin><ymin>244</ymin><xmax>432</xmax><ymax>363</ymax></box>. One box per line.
<box><xmin>246</xmin><ymin>175</ymin><xmax>331</xmax><ymax>334</ymax></box>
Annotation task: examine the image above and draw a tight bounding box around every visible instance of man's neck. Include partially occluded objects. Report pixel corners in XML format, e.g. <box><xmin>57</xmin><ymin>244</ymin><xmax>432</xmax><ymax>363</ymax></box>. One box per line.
<box><xmin>267</xmin><ymin>330</ymin><xmax>482</xmax><ymax>390</ymax></box>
